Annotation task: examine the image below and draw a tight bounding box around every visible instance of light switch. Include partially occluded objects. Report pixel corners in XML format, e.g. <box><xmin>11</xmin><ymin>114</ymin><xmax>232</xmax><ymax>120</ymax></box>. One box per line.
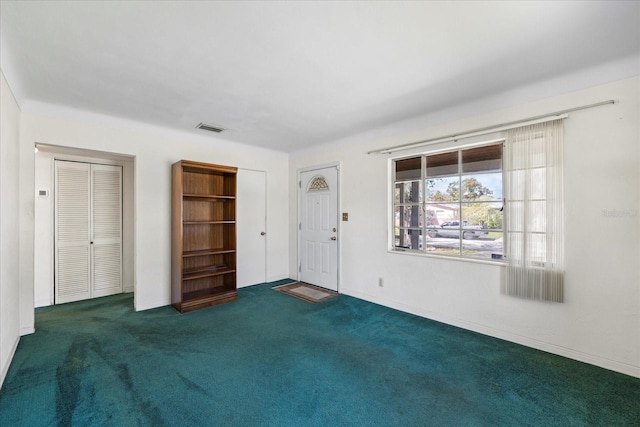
<box><xmin>342</xmin><ymin>212</ymin><xmax>349</xmax><ymax>221</ymax></box>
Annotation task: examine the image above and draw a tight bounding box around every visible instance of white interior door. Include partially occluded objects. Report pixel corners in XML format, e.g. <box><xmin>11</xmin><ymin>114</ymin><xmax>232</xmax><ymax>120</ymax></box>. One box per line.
<box><xmin>299</xmin><ymin>166</ymin><xmax>339</xmax><ymax>292</ymax></box>
<box><xmin>91</xmin><ymin>164</ymin><xmax>123</xmax><ymax>297</ymax></box>
<box><xmin>55</xmin><ymin>161</ymin><xmax>91</xmax><ymax>303</ymax></box>
<box><xmin>55</xmin><ymin>161</ymin><xmax>122</xmax><ymax>303</ymax></box>
<box><xmin>236</xmin><ymin>169</ymin><xmax>267</xmax><ymax>288</ymax></box>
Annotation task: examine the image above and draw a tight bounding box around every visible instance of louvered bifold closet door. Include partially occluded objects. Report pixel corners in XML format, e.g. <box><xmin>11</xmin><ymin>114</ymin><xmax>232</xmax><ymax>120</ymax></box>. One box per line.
<box><xmin>91</xmin><ymin>164</ymin><xmax>122</xmax><ymax>298</ymax></box>
<box><xmin>55</xmin><ymin>161</ymin><xmax>92</xmax><ymax>303</ymax></box>
<box><xmin>55</xmin><ymin>161</ymin><xmax>123</xmax><ymax>304</ymax></box>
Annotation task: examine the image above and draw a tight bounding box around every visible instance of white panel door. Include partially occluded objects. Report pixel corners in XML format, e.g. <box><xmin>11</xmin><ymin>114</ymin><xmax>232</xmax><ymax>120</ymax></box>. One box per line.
<box><xmin>299</xmin><ymin>166</ymin><xmax>338</xmax><ymax>291</ymax></box>
<box><xmin>55</xmin><ymin>161</ymin><xmax>122</xmax><ymax>304</ymax></box>
<box><xmin>236</xmin><ymin>169</ymin><xmax>267</xmax><ymax>288</ymax></box>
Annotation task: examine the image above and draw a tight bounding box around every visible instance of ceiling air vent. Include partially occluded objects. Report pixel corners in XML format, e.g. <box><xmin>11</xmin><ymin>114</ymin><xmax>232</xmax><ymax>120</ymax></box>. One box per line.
<box><xmin>196</xmin><ymin>122</ymin><xmax>226</xmax><ymax>133</ymax></box>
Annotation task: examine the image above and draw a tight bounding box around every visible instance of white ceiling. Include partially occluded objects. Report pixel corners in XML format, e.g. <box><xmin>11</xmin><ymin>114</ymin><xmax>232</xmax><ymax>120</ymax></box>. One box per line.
<box><xmin>1</xmin><ymin>1</ymin><xmax>638</xmax><ymax>153</ymax></box>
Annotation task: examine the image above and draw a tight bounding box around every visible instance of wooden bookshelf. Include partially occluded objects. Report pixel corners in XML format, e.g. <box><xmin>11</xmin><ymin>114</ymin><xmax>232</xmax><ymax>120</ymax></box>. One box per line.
<box><xmin>171</xmin><ymin>160</ymin><xmax>238</xmax><ymax>313</ymax></box>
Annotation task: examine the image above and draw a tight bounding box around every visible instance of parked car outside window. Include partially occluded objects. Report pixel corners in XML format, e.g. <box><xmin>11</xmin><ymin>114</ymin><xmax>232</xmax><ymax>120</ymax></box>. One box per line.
<box><xmin>427</xmin><ymin>220</ymin><xmax>488</xmax><ymax>239</ymax></box>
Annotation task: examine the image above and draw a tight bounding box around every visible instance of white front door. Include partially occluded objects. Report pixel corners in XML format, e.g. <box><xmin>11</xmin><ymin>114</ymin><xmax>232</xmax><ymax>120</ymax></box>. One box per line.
<box><xmin>236</xmin><ymin>169</ymin><xmax>267</xmax><ymax>288</ymax></box>
<box><xmin>299</xmin><ymin>166</ymin><xmax>339</xmax><ymax>292</ymax></box>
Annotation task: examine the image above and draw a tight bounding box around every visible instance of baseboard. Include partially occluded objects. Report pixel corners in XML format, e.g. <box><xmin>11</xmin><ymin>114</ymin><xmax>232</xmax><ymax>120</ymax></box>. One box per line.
<box><xmin>0</xmin><ymin>335</ymin><xmax>20</xmax><ymax>389</ymax></box>
<box><xmin>266</xmin><ymin>274</ymin><xmax>289</xmax><ymax>282</ymax></box>
<box><xmin>20</xmin><ymin>326</ymin><xmax>35</xmax><ymax>336</ymax></box>
<box><xmin>341</xmin><ymin>287</ymin><xmax>640</xmax><ymax>379</ymax></box>
<box><xmin>134</xmin><ymin>298</ymin><xmax>171</xmax><ymax>312</ymax></box>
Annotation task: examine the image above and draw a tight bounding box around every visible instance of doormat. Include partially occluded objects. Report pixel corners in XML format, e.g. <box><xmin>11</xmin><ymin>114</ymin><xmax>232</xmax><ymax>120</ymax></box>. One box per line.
<box><xmin>272</xmin><ymin>282</ymin><xmax>338</xmax><ymax>303</ymax></box>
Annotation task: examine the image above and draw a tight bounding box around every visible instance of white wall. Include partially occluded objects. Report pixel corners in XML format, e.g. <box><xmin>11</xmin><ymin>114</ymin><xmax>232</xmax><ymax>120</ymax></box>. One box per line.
<box><xmin>289</xmin><ymin>76</ymin><xmax>640</xmax><ymax>377</ymax></box>
<box><xmin>0</xmin><ymin>71</ymin><xmax>21</xmax><ymax>387</ymax></box>
<box><xmin>19</xmin><ymin>107</ymin><xmax>290</xmax><ymax>322</ymax></box>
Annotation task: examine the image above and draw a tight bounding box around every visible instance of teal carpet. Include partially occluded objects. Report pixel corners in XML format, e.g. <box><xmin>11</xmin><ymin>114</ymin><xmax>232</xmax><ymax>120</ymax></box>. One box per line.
<box><xmin>1</xmin><ymin>280</ymin><xmax>638</xmax><ymax>426</ymax></box>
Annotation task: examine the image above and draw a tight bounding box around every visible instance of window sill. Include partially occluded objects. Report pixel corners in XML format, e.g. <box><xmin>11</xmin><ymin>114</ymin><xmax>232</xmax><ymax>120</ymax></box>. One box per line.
<box><xmin>388</xmin><ymin>248</ymin><xmax>507</xmax><ymax>267</ymax></box>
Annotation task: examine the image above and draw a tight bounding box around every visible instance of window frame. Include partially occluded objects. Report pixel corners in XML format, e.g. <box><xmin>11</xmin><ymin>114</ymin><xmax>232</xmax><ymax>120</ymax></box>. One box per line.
<box><xmin>391</xmin><ymin>139</ymin><xmax>506</xmax><ymax>263</ymax></box>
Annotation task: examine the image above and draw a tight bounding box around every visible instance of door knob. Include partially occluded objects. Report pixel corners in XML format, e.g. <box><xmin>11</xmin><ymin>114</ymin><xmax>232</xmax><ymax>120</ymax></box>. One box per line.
<box><xmin>330</xmin><ymin>236</ymin><xmax>337</xmax><ymax>241</ymax></box>
<box><xmin>260</xmin><ymin>232</ymin><xmax>266</xmax><ymax>236</ymax></box>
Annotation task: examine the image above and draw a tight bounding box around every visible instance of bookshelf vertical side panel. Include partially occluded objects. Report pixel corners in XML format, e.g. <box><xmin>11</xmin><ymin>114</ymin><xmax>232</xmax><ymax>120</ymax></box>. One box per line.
<box><xmin>225</xmin><ymin>173</ymin><xmax>237</xmax><ymax>293</ymax></box>
<box><xmin>171</xmin><ymin>162</ymin><xmax>184</xmax><ymax>305</ymax></box>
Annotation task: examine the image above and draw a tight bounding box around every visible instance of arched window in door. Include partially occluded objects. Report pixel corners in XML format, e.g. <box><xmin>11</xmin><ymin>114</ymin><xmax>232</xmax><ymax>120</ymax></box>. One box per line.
<box><xmin>307</xmin><ymin>175</ymin><xmax>329</xmax><ymax>192</ymax></box>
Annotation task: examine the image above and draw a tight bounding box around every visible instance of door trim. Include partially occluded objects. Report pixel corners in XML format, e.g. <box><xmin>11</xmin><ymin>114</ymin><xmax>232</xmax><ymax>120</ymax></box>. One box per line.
<box><xmin>297</xmin><ymin>161</ymin><xmax>340</xmax><ymax>292</ymax></box>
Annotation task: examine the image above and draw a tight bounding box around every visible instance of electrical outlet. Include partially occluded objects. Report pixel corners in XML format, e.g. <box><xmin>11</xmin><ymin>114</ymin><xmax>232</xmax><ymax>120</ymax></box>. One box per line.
<box><xmin>378</xmin><ymin>277</ymin><xmax>384</xmax><ymax>287</ymax></box>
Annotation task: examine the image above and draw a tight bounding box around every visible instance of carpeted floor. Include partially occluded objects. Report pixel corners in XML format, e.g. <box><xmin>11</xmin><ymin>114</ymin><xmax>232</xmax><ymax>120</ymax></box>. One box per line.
<box><xmin>1</xmin><ymin>280</ymin><xmax>639</xmax><ymax>426</ymax></box>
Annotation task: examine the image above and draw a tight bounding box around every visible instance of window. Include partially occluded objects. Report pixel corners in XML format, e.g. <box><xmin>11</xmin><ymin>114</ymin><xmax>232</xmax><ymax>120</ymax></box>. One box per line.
<box><xmin>393</xmin><ymin>143</ymin><xmax>504</xmax><ymax>260</ymax></box>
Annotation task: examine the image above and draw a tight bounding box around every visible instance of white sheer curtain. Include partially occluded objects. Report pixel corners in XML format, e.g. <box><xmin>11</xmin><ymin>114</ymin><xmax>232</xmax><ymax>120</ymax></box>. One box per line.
<box><xmin>504</xmin><ymin>119</ymin><xmax>564</xmax><ymax>302</ymax></box>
